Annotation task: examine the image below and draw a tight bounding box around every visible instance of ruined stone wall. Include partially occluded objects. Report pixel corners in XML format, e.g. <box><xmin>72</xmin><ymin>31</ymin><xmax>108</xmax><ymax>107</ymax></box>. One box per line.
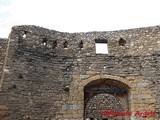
<box><xmin>0</xmin><ymin>25</ymin><xmax>159</xmax><ymax>120</ymax></box>
<box><xmin>0</xmin><ymin>38</ymin><xmax>8</xmax><ymax>87</ymax></box>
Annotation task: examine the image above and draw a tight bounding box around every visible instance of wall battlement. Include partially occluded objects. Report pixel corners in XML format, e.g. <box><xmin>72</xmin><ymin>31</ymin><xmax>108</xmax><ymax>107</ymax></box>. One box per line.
<box><xmin>9</xmin><ymin>25</ymin><xmax>160</xmax><ymax>57</ymax></box>
<box><xmin>0</xmin><ymin>25</ymin><xmax>159</xmax><ymax>120</ymax></box>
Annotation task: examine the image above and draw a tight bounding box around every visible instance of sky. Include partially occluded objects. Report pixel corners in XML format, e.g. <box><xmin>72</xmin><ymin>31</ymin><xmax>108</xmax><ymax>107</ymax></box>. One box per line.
<box><xmin>0</xmin><ymin>0</ymin><xmax>160</xmax><ymax>38</ymax></box>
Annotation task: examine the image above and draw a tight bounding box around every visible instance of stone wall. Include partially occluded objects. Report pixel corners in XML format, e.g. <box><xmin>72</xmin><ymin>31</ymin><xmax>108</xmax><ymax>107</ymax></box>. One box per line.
<box><xmin>0</xmin><ymin>25</ymin><xmax>159</xmax><ymax>120</ymax></box>
<box><xmin>0</xmin><ymin>38</ymin><xmax>8</xmax><ymax>87</ymax></box>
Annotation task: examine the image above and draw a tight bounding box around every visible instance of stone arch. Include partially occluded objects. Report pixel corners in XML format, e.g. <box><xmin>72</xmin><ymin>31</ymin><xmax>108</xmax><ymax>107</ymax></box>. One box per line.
<box><xmin>83</xmin><ymin>76</ymin><xmax>130</xmax><ymax>120</ymax></box>
<box><xmin>84</xmin><ymin>79</ymin><xmax>130</xmax><ymax>104</ymax></box>
<box><xmin>60</xmin><ymin>74</ymin><xmax>155</xmax><ymax>120</ymax></box>
<box><xmin>80</xmin><ymin>75</ymin><xmax>131</xmax><ymax>89</ymax></box>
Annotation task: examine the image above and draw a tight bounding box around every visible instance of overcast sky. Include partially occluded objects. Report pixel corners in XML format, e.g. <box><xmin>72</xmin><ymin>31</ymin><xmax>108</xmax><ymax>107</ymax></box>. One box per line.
<box><xmin>0</xmin><ymin>0</ymin><xmax>160</xmax><ymax>38</ymax></box>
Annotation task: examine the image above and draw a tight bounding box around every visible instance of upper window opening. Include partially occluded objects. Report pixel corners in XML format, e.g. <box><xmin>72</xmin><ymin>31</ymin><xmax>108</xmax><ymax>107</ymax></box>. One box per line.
<box><xmin>53</xmin><ymin>40</ymin><xmax>57</xmax><ymax>48</ymax></box>
<box><xmin>64</xmin><ymin>41</ymin><xmax>68</xmax><ymax>49</ymax></box>
<box><xmin>118</xmin><ymin>38</ymin><xmax>126</xmax><ymax>46</ymax></box>
<box><xmin>23</xmin><ymin>31</ymin><xmax>27</xmax><ymax>38</ymax></box>
<box><xmin>79</xmin><ymin>41</ymin><xmax>83</xmax><ymax>48</ymax></box>
<box><xmin>42</xmin><ymin>38</ymin><xmax>47</xmax><ymax>45</ymax></box>
<box><xmin>95</xmin><ymin>39</ymin><xmax>108</xmax><ymax>54</ymax></box>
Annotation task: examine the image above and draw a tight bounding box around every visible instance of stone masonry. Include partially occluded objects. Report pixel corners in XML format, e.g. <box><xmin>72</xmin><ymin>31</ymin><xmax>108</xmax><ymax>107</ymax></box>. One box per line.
<box><xmin>0</xmin><ymin>25</ymin><xmax>160</xmax><ymax>120</ymax></box>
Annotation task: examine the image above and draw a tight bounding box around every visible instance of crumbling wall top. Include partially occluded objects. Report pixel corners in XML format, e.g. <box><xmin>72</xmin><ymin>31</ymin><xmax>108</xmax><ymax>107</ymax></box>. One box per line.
<box><xmin>8</xmin><ymin>25</ymin><xmax>160</xmax><ymax>56</ymax></box>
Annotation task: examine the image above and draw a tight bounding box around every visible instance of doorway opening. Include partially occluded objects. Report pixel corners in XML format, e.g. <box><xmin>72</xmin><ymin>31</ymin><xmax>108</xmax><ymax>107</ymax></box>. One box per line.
<box><xmin>84</xmin><ymin>79</ymin><xmax>130</xmax><ymax>120</ymax></box>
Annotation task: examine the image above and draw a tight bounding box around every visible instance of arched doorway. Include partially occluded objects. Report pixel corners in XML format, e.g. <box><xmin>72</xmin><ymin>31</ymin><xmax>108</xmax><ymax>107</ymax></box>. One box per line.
<box><xmin>84</xmin><ymin>79</ymin><xmax>130</xmax><ymax>120</ymax></box>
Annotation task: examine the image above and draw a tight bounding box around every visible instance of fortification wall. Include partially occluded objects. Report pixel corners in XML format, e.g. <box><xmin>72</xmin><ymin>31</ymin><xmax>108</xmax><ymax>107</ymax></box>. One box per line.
<box><xmin>9</xmin><ymin>25</ymin><xmax>160</xmax><ymax>56</ymax></box>
<box><xmin>0</xmin><ymin>38</ymin><xmax>8</xmax><ymax>87</ymax></box>
<box><xmin>0</xmin><ymin>25</ymin><xmax>159</xmax><ymax>120</ymax></box>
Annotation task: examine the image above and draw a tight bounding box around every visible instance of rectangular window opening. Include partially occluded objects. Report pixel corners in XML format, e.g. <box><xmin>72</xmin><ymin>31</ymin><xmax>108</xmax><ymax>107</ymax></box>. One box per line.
<box><xmin>95</xmin><ymin>39</ymin><xmax>108</xmax><ymax>54</ymax></box>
